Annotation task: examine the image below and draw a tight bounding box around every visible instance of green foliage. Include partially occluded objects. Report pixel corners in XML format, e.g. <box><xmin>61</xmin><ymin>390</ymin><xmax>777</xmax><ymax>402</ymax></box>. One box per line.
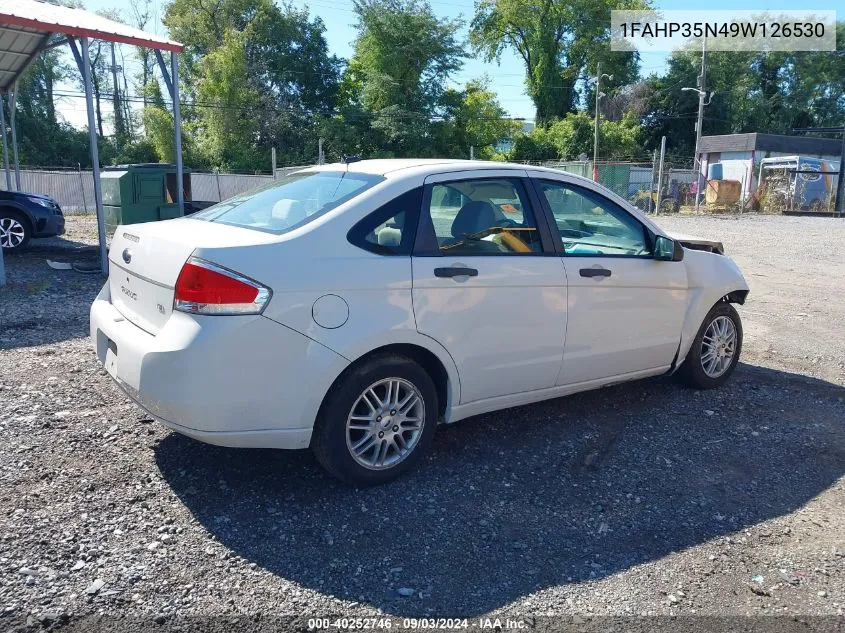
<box><xmin>7</xmin><ymin>0</ymin><xmax>842</xmax><ymax>175</ymax></box>
<box><xmin>437</xmin><ymin>80</ymin><xmax>522</xmax><ymax>158</ymax></box>
<box><xmin>348</xmin><ymin>0</ymin><xmax>464</xmax><ymax>113</ymax></box>
<box><xmin>193</xmin><ymin>29</ymin><xmax>262</xmax><ymax>169</ymax></box>
<box><xmin>508</xmin><ymin>111</ymin><xmax>641</xmax><ymax>161</ymax></box>
<box><xmin>470</xmin><ymin>0</ymin><xmax>648</xmax><ymax>124</ymax></box>
<box><xmin>160</xmin><ymin>0</ymin><xmax>342</xmax><ymax>170</ymax></box>
<box><xmin>11</xmin><ymin>50</ymin><xmax>93</xmax><ymax>166</ymax></box>
<box><xmin>643</xmin><ymin>23</ymin><xmax>845</xmax><ymax>157</ymax></box>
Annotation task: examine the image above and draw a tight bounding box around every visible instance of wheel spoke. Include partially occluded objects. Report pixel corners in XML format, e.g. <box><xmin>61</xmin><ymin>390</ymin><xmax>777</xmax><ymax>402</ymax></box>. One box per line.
<box><xmin>352</xmin><ymin>434</ymin><xmax>376</xmax><ymax>455</ymax></box>
<box><xmin>362</xmin><ymin>389</ymin><xmax>379</xmax><ymax>412</ymax></box>
<box><xmin>399</xmin><ymin>394</ymin><xmax>419</xmax><ymax>415</ymax></box>
<box><xmin>345</xmin><ymin>376</ymin><xmax>426</xmax><ymax>470</ymax></box>
<box><xmin>385</xmin><ymin>381</ymin><xmax>394</xmax><ymax>409</ymax></box>
<box><xmin>374</xmin><ymin>440</ymin><xmax>388</xmax><ymax>466</ymax></box>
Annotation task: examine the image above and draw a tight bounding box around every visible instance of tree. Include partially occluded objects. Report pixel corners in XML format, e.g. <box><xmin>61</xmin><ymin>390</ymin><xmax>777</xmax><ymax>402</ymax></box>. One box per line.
<box><xmin>12</xmin><ymin>49</ymin><xmax>91</xmax><ymax>166</ymax></box>
<box><xmin>470</xmin><ymin>0</ymin><xmax>648</xmax><ymax>124</ymax></box>
<box><xmin>163</xmin><ymin>0</ymin><xmax>342</xmax><ymax>170</ymax></box>
<box><xmin>508</xmin><ymin>111</ymin><xmax>641</xmax><ymax>161</ymax></box>
<box><xmin>193</xmin><ymin>29</ymin><xmax>263</xmax><ymax>169</ymax></box>
<box><xmin>346</xmin><ymin>0</ymin><xmax>464</xmax><ymax>113</ymax></box>
<box><xmin>438</xmin><ymin>79</ymin><xmax>522</xmax><ymax>158</ymax></box>
<box><xmin>333</xmin><ymin>0</ymin><xmax>465</xmax><ymax>157</ymax></box>
<box><xmin>129</xmin><ymin>0</ymin><xmax>155</xmax><ymax>107</ymax></box>
<box><xmin>642</xmin><ymin>23</ymin><xmax>845</xmax><ymax>158</ymax></box>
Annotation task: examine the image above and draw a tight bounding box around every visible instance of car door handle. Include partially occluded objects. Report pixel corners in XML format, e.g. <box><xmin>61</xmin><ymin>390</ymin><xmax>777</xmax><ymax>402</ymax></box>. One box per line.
<box><xmin>434</xmin><ymin>267</ymin><xmax>478</xmax><ymax>278</ymax></box>
<box><xmin>579</xmin><ymin>267</ymin><xmax>611</xmax><ymax>278</ymax></box>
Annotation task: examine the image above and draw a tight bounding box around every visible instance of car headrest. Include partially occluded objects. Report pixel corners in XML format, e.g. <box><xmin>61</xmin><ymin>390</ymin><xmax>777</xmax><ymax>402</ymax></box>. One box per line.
<box><xmin>451</xmin><ymin>201</ymin><xmax>498</xmax><ymax>238</ymax></box>
<box><xmin>377</xmin><ymin>227</ymin><xmax>402</xmax><ymax>248</ymax></box>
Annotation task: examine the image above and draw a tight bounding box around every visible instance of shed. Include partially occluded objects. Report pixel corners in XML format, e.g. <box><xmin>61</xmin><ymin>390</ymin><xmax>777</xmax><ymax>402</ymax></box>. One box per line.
<box><xmin>696</xmin><ymin>133</ymin><xmax>842</xmax><ymax>196</ymax></box>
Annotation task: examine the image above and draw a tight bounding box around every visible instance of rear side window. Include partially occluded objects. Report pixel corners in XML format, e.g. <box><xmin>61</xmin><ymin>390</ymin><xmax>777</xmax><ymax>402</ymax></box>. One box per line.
<box><xmin>193</xmin><ymin>171</ymin><xmax>385</xmax><ymax>235</ymax></box>
<box><xmin>347</xmin><ymin>187</ymin><xmax>423</xmax><ymax>255</ymax></box>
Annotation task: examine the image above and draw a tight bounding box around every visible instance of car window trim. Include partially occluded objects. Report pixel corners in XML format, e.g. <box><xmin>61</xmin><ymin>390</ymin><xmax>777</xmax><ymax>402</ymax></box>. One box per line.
<box><xmin>528</xmin><ymin>177</ymin><xmax>657</xmax><ymax>259</ymax></box>
<box><xmin>412</xmin><ymin>176</ymin><xmax>556</xmax><ymax>257</ymax></box>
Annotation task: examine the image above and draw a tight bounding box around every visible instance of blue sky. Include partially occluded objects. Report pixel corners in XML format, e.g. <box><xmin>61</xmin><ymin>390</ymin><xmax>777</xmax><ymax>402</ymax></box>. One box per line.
<box><xmin>59</xmin><ymin>0</ymin><xmax>840</xmax><ymax>127</ymax></box>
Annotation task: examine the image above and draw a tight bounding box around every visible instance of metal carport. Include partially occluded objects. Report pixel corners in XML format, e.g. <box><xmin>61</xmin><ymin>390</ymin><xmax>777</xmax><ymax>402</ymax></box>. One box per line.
<box><xmin>0</xmin><ymin>0</ymin><xmax>184</xmax><ymax>285</ymax></box>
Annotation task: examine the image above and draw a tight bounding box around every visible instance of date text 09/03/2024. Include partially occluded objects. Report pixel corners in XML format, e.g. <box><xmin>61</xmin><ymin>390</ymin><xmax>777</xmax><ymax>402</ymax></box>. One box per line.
<box><xmin>307</xmin><ymin>617</ymin><xmax>530</xmax><ymax>630</ymax></box>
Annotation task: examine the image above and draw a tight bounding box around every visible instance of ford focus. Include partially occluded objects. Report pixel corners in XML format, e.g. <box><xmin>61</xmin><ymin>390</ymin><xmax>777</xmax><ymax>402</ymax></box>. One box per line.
<box><xmin>91</xmin><ymin>160</ymin><xmax>749</xmax><ymax>486</ymax></box>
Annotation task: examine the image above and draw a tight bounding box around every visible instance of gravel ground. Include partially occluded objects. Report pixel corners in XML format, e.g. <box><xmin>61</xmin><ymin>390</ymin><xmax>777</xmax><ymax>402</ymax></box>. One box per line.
<box><xmin>1</xmin><ymin>213</ymin><xmax>843</xmax><ymax>629</ymax></box>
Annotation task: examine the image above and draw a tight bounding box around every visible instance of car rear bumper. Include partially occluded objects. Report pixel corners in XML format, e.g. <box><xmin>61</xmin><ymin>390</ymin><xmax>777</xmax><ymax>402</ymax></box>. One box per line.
<box><xmin>90</xmin><ymin>283</ymin><xmax>348</xmax><ymax>449</ymax></box>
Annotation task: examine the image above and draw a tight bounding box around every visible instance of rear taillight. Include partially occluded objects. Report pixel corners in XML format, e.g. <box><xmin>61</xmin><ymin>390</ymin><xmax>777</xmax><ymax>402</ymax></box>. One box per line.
<box><xmin>174</xmin><ymin>257</ymin><xmax>271</xmax><ymax>315</ymax></box>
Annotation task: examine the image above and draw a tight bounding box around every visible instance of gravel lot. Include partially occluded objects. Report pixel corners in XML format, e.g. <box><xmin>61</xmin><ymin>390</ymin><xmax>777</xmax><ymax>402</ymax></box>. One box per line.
<box><xmin>1</xmin><ymin>213</ymin><xmax>843</xmax><ymax>629</ymax></box>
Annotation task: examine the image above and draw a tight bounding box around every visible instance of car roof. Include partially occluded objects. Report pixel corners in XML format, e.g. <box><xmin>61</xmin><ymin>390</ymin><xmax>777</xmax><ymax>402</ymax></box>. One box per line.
<box><xmin>302</xmin><ymin>158</ymin><xmax>580</xmax><ymax>180</ymax></box>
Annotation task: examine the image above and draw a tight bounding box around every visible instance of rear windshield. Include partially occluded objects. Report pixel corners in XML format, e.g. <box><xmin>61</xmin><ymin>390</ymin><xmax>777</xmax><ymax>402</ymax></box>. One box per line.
<box><xmin>192</xmin><ymin>171</ymin><xmax>384</xmax><ymax>234</ymax></box>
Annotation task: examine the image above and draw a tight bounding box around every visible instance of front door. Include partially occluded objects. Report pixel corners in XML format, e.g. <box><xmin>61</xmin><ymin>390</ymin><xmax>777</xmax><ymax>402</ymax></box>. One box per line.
<box><xmin>411</xmin><ymin>172</ymin><xmax>568</xmax><ymax>405</ymax></box>
<box><xmin>532</xmin><ymin>177</ymin><xmax>689</xmax><ymax>386</ymax></box>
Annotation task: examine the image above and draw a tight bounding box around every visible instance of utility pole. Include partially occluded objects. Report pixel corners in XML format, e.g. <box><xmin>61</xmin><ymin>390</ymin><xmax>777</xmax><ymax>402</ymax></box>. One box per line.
<box><xmin>693</xmin><ymin>37</ymin><xmax>707</xmax><ymax>211</ymax></box>
<box><xmin>109</xmin><ymin>42</ymin><xmax>124</xmax><ymax>146</ymax></box>
<box><xmin>656</xmin><ymin>136</ymin><xmax>667</xmax><ymax>214</ymax></box>
<box><xmin>592</xmin><ymin>63</ymin><xmax>612</xmax><ymax>181</ymax></box>
<box><xmin>838</xmin><ymin>128</ymin><xmax>845</xmax><ymax>217</ymax></box>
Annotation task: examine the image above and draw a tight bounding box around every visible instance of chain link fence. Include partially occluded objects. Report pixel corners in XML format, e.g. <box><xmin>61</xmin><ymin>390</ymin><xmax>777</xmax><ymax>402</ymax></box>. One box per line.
<box><xmin>0</xmin><ymin>167</ymin><xmax>277</xmax><ymax>214</ymax></box>
<box><xmin>3</xmin><ymin>161</ymin><xmax>840</xmax><ymax>216</ymax></box>
<box><xmin>531</xmin><ymin>159</ymin><xmax>841</xmax><ymax>215</ymax></box>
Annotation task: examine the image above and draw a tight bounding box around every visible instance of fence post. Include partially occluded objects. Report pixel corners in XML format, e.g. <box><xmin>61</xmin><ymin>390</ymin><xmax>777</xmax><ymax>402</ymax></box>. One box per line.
<box><xmin>655</xmin><ymin>137</ymin><xmax>666</xmax><ymax>214</ymax></box>
<box><xmin>215</xmin><ymin>168</ymin><xmax>222</xmax><ymax>201</ymax></box>
<box><xmin>271</xmin><ymin>147</ymin><xmax>277</xmax><ymax>180</ymax></box>
<box><xmin>648</xmin><ymin>149</ymin><xmax>657</xmax><ymax>214</ymax></box>
<box><xmin>318</xmin><ymin>138</ymin><xmax>325</xmax><ymax>165</ymax></box>
<box><xmin>78</xmin><ymin>163</ymin><xmax>88</xmax><ymax>213</ymax></box>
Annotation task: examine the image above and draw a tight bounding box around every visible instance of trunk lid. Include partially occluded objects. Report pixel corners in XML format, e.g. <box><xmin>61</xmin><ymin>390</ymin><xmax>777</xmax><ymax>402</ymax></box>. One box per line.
<box><xmin>107</xmin><ymin>218</ymin><xmax>277</xmax><ymax>334</ymax></box>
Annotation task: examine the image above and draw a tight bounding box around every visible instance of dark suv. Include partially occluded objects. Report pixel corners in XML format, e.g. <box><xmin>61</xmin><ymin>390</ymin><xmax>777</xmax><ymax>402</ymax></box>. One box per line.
<box><xmin>0</xmin><ymin>190</ymin><xmax>65</xmax><ymax>252</ymax></box>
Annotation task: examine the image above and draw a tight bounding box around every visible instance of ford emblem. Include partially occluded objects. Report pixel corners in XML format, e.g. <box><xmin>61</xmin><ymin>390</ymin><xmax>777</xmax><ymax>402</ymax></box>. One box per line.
<box><xmin>122</xmin><ymin>248</ymin><xmax>132</xmax><ymax>264</ymax></box>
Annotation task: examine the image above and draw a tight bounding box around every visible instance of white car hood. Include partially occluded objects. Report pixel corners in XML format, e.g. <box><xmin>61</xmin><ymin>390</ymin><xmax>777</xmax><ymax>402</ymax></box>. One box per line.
<box><xmin>666</xmin><ymin>231</ymin><xmax>725</xmax><ymax>254</ymax></box>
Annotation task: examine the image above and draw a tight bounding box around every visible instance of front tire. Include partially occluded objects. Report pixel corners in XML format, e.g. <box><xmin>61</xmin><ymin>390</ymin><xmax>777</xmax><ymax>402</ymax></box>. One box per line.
<box><xmin>0</xmin><ymin>211</ymin><xmax>31</xmax><ymax>251</ymax></box>
<box><xmin>312</xmin><ymin>354</ymin><xmax>438</xmax><ymax>486</ymax></box>
<box><xmin>677</xmin><ymin>303</ymin><xmax>743</xmax><ymax>389</ymax></box>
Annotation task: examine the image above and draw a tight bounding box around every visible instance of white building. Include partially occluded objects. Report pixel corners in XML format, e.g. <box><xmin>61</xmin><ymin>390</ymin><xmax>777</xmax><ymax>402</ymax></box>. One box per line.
<box><xmin>697</xmin><ymin>133</ymin><xmax>842</xmax><ymax>197</ymax></box>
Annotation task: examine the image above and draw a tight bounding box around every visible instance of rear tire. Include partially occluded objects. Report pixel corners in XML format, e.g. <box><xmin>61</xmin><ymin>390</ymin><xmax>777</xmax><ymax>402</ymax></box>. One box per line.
<box><xmin>312</xmin><ymin>354</ymin><xmax>438</xmax><ymax>486</ymax></box>
<box><xmin>0</xmin><ymin>210</ymin><xmax>31</xmax><ymax>251</ymax></box>
<box><xmin>677</xmin><ymin>302</ymin><xmax>743</xmax><ymax>389</ymax></box>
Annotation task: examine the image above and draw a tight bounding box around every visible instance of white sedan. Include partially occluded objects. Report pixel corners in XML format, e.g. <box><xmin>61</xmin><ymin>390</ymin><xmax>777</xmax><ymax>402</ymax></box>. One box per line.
<box><xmin>91</xmin><ymin>159</ymin><xmax>749</xmax><ymax>486</ymax></box>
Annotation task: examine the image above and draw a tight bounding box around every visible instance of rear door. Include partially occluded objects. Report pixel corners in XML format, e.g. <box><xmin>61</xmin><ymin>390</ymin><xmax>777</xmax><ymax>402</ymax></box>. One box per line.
<box><xmin>530</xmin><ymin>175</ymin><xmax>688</xmax><ymax>385</ymax></box>
<box><xmin>411</xmin><ymin>170</ymin><xmax>568</xmax><ymax>405</ymax></box>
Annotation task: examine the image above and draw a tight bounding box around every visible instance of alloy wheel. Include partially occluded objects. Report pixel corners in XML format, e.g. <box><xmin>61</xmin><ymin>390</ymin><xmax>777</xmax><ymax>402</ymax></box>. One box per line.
<box><xmin>700</xmin><ymin>315</ymin><xmax>737</xmax><ymax>378</ymax></box>
<box><xmin>0</xmin><ymin>217</ymin><xmax>26</xmax><ymax>249</ymax></box>
<box><xmin>345</xmin><ymin>377</ymin><xmax>425</xmax><ymax>470</ymax></box>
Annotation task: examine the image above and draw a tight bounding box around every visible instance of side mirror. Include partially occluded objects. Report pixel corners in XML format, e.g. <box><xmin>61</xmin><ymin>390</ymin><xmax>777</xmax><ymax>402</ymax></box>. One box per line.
<box><xmin>654</xmin><ymin>235</ymin><xmax>684</xmax><ymax>261</ymax></box>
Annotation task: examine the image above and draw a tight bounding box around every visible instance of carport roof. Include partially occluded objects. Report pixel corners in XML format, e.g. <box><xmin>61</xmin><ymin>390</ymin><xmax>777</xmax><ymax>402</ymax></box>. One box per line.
<box><xmin>0</xmin><ymin>0</ymin><xmax>183</xmax><ymax>92</ymax></box>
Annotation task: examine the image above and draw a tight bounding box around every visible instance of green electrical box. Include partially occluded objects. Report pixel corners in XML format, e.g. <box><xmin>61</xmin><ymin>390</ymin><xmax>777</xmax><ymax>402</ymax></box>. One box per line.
<box><xmin>101</xmin><ymin>163</ymin><xmax>193</xmax><ymax>236</ymax></box>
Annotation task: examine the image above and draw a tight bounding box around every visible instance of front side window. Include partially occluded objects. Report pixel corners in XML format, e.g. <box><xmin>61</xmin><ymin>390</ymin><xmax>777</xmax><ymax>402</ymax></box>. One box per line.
<box><xmin>537</xmin><ymin>180</ymin><xmax>652</xmax><ymax>257</ymax></box>
<box><xmin>424</xmin><ymin>178</ymin><xmax>542</xmax><ymax>255</ymax></box>
<box><xmin>193</xmin><ymin>171</ymin><xmax>384</xmax><ymax>235</ymax></box>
